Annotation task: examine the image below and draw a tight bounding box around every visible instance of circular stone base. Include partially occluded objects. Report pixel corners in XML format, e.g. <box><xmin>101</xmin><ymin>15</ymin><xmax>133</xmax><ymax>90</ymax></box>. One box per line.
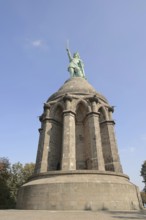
<box><xmin>17</xmin><ymin>171</ymin><xmax>143</xmax><ymax>210</ymax></box>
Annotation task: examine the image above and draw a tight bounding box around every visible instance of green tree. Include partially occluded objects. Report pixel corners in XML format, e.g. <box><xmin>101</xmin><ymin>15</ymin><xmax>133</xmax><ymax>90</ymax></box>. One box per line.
<box><xmin>141</xmin><ymin>191</ymin><xmax>146</xmax><ymax>206</ymax></box>
<box><xmin>141</xmin><ymin>160</ymin><xmax>146</xmax><ymax>192</ymax></box>
<box><xmin>0</xmin><ymin>157</ymin><xmax>15</xmax><ymax>209</ymax></box>
<box><xmin>23</xmin><ymin>163</ymin><xmax>35</xmax><ymax>182</ymax></box>
<box><xmin>0</xmin><ymin>158</ymin><xmax>35</xmax><ymax>209</ymax></box>
<box><xmin>8</xmin><ymin>162</ymin><xmax>35</xmax><ymax>205</ymax></box>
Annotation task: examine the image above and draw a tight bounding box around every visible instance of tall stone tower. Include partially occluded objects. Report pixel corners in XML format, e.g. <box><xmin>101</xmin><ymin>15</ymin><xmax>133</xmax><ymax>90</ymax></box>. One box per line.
<box><xmin>17</xmin><ymin>50</ymin><xmax>143</xmax><ymax>210</ymax></box>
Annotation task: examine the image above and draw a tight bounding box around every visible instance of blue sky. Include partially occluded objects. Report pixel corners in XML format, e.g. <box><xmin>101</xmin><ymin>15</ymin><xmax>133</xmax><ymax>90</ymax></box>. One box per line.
<box><xmin>0</xmin><ymin>0</ymin><xmax>146</xmax><ymax>190</ymax></box>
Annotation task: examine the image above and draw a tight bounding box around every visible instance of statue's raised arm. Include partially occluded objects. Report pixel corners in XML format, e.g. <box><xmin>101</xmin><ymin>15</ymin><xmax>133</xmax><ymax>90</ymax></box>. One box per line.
<box><xmin>66</xmin><ymin>48</ymin><xmax>73</xmax><ymax>62</ymax></box>
<box><xmin>66</xmin><ymin>48</ymin><xmax>86</xmax><ymax>79</ymax></box>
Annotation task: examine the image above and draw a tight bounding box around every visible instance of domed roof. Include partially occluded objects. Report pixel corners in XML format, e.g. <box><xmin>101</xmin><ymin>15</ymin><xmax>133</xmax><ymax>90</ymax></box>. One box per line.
<box><xmin>48</xmin><ymin>77</ymin><xmax>108</xmax><ymax>103</ymax></box>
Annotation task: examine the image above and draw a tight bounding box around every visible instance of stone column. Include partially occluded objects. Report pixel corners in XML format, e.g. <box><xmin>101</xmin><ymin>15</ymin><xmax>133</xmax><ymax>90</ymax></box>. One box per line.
<box><xmin>87</xmin><ymin>96</ymin><xmax>105</xmax><ymax>171</ymax></box>
<box><xmin>34</xmin><ymin>103</ymin><xmax>52</xmax><ymax>173</ymax></box>
<box><xmin>61</xmin><ymin>94</ymin><xmax>76</xmax><ymax>170</ymax></box>
<box><xmin>100</xmin><ymin>119</ymin><xmax>123</xmax><ymax>173</ymax></box>
<box><xmin>34</xmin><ymin>127</ymin><xmax>44</xmax><ymax>174</ymax></box>
<box><xmin>40</xmin><ymin>118</ymin><xmax>52</xmax><ymax>173</ymax></box>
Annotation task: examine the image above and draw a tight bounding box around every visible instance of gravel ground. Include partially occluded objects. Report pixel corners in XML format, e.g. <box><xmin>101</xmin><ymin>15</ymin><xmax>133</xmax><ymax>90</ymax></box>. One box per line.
<box><xmin>0</xmin><ymin>210</ymin><xmax>146</xmax><ymax>220</ymax></box>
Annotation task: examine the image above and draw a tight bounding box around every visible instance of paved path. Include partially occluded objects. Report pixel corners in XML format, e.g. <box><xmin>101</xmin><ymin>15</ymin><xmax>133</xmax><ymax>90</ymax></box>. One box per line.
<box><xmin>0</xmin><ymin>210</ymin><xmax>146</xmax><ymax>220</ymax></box>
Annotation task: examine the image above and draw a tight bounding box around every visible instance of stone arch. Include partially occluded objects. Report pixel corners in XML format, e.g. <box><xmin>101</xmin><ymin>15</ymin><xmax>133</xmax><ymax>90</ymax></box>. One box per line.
<box><xmin>54</xmin><ymin>104</ymin><xmax>63</xmax><ymax>122</ymax></box>
<box><xmin>76</xmin><ymin>99</ymin><xmax>88</xmax><ymax>111</ymax></box>
<box><xmin>98</xmin><ymin>105</ymin><xmax>108</xmax><ymax>122</ymax></box>
<box><xmin>48</xmin><ymin>104</ymin><xmax>63</xmax><ymax>171</ymax></box>
<box><xmin>76</xmin><ymin>100</ymin><xmax>88</xmax><ymax>122</ymax></box>
<box><xmin>98</xmin><ymin>106</ymin><xmax>114</xmax><ymax>171</ymax></box>
<box><xmin>75</xmin><ymin>101</ymin><xmax>88</xmax><ymax>170</ymax></box>
<box><xmin>50</xmin><ymin>103</ymin><xmax>64</xmax><ymax>120</ymax></box>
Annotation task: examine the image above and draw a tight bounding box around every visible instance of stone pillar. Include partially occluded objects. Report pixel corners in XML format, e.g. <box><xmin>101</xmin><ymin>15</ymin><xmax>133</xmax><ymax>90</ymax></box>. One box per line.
<box><xmin>100</xmin><ymin>119</ymin><xmax>123</xmax><ymax>173</ymax></box>
<box><xmin>87</xmin><ymin>96</ymin><xmax>105</xmax><ymax>171</ymax></box>
<box><xmin>34</xmin><ymin>103</ymin><xmax>52</xmax><ymax>173</ymax></box>
<box><xmin>61</xmin><ymin>95</ymin><xmax>76</xmax><ymax>170</ymax></box>
<box><xmin>34</xmin><ymin>127</ymin><xmax>44</xmax><ymax>174</ymax></box>
<box><xmin>40</xmin><ymin>119</ymin><xmax>52</xmax><ymax>173</ymax></box>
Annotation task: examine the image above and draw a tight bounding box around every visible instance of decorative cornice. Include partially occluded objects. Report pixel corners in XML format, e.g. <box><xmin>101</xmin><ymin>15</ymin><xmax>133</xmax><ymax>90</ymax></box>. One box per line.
<box><xmin>63</xmin><ymin>110</ymin><xmax>76</xmax><ymax>116</ymax></box>
<box><xmin>108</xmin><ymin>106</ymin><xmax>114</xmax><ymax>113</ymax></box>
<box><xmin>39</xmin><ymin>114</ymin><xmax>44</xmax><ymax>122</ymax></box>
<box><xmin>89</xmin><ymin>95</ymin><xmax>99</xmax><ymax>103</ymax></box>
<box><xmin>63</xmin><ymin>93</ymin><xmax>72</xmax><ymax>102</ymax></box>
<box><xmin>86</xmin><ymin>111</ymin><xmax>100</xmax><ymax>117</ymax></box>
<box><xmin>43</xmin><ymin>117</ymin><xmax>62</xmax><ymax>125</ymax></box>
<box><xmin>38</xmin><ymin>128</ymin><xmax>43</xmax><ymax>133</ymax></box>
<box><xmin>43</xmin><ymin>103</ymin><xmax>51</xmax><ymax>110</ymax></box>
<box><xmin>100</xmin><ymin>120</ymin><xmax>115</xmax><ymax>125</ymax></box>
<box><xmin>29</xmin><ymin>170</ymin><xmax>129</xmax><ymax>181</ymax></box>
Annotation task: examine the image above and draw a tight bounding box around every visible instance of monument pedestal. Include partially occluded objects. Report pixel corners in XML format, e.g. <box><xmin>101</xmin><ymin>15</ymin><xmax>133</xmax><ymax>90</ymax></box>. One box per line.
<box><xmin>17</xmin><ymin>171</ymin><xmax>143</xmax><ymax>210</ymax></box>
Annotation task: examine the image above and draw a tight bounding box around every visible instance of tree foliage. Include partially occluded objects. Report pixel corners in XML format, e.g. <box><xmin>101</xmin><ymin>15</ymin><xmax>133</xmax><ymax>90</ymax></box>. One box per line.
<box><xmin>8</xmin><ymin>162</ymin><xmax>35</xmax><ymax>202</ymax></box>
<box><xmin>141</xmin><ymin>160</ymin><xmax>146</xmax><ymax>192</ymax></box>
<box><xmin>0</xmin><ymin>157</ymin><xmax>15</xmax><ymax>208</ymax></box>
<box><xmin>0</xmin><ymin>157</ymin><xmax>35</xmax><ymax>209</ymax></box>
<box><xmin>141</xmin><ymin>191</ymin><xmax>146</xmax><ymax>205</ymax></box>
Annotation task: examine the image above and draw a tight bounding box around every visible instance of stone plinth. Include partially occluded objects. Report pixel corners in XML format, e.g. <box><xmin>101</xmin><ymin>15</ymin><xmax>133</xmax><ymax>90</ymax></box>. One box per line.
<box><xmin>17</xmin><ymin>171</ymin><xmax>143</xmax><ymax>210</ymax></box>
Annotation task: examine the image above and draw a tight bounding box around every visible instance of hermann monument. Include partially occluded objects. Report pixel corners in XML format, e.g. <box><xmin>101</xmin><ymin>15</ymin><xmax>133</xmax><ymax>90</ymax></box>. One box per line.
<box><xmin>17</xmin><ymin>49</ymin><xmax>143</xmax><ymax>210</ymax></box>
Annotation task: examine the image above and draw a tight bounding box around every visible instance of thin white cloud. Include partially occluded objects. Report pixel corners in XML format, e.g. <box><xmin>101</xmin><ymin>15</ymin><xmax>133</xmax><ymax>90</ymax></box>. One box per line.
<box><xmin>24</xmin><ymin>38</ymin><xmax>48</xmax><ymax>50</ymax></box>
<box><xmin>32</xmin><ymin>40</ymin><xmax>43</xmax><ymax>47</ymax></box>
<box><xmin>120</xmin><ymin>146</ymin><xmax>136</xmax><ymax>153</ymax></box>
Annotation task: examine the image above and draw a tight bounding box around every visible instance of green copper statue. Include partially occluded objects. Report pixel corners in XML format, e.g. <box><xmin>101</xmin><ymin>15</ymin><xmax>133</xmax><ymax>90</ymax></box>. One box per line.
<box><xmin>66</xmin><ymin>47</ymin><xmax>86</xmax><ymax>78</ymax></box>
